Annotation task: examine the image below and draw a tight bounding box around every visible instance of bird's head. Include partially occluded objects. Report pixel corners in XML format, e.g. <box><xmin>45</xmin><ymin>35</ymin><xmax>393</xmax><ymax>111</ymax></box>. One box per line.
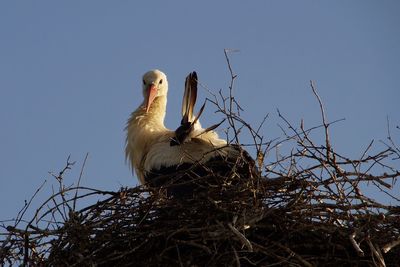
<box><xmin>142</xmin><ymin>69</ymin><xmax>168</xmax><ymax>113</ymax></box>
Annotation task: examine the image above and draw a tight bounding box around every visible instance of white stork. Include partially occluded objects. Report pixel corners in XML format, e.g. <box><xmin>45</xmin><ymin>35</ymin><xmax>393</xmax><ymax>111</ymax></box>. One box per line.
<box><xmin>125</xmin><ymin>70</ymin><xmax>252</xmax><ymax>194</ymax></box>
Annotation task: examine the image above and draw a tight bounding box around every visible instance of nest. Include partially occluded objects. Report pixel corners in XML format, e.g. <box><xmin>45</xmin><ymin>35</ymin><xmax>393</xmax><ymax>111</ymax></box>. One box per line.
<box><xmin>1</xmin><ymin>141</ymin><xmax>400</xmax><ymax>266</ymax></box>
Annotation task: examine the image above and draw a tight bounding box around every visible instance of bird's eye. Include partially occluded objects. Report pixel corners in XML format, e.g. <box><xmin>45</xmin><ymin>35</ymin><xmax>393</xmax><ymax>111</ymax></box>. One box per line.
<box><xmin>159</xmin><ymin>79</ymin><xmax>163</xmax><ymax>84</ymax></box>
<box><xmin>143</xmin><ymin>79</ymin><xmax>146</xmax><ymax>85</ymax></box>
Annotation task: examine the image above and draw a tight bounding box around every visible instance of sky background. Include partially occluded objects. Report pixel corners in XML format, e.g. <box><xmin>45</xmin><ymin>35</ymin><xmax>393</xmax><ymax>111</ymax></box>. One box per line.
<box><xmin>1</xmin><ymin>1</ymin><xmax>399</xmax><ymax>222</ymax></box>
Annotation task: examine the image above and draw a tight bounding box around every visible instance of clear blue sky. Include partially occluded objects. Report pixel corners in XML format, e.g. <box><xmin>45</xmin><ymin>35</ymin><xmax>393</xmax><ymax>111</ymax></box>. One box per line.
<box><xmin>1</xmin><ymin>1</ymin><xmax>399</xmax><ymax>221</ymax></box>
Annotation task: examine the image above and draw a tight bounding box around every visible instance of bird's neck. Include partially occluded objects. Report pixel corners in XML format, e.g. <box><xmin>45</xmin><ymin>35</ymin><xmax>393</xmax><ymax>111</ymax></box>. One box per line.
<box><xmin>144</xmin><ymin>96</ymin><xmax>167</xmax><ymax>126</ymax></box>
<box><xmin>125</xmin><ymin>95</ymin><xmax>168</xmax><ymax>182</ymax></box>
<box><xmin>132</xmin><ymin>95</ymin><xmax>167</xmax><ymax>131</ymax></box>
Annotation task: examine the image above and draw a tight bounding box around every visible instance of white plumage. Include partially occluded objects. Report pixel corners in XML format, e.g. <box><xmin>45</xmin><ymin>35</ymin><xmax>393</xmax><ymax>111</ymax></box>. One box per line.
<box><xmin>125</xmin><ymin>69</ymin><xmax>238</xmax><ymax>185</ymax></box>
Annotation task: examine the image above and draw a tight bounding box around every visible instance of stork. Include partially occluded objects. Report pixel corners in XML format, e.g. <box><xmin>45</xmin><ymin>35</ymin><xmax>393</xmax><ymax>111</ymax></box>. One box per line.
<box><xmin>125</xmin><ymin>70</ymin><xmax>253</xmax><ymax>196</ymax></box>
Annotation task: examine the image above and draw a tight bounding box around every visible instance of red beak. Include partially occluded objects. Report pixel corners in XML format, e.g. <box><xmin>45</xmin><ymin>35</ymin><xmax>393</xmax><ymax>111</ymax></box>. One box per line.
<box><xmin>145</xmin><ymin>84</ymin><xmax>157</xmax><ymax>113</ymax></box>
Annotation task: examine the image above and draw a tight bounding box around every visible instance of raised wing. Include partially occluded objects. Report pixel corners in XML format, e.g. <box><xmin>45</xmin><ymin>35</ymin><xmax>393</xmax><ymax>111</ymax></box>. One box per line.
<box><xmin>181</xmin><ymin>72</ymin><xmax>198</xmax><ymax>125</ymax></box>
<box><xmin>171</xmin><ymin>72</ymin><xmax>204</xmax><ymax>146</ymax></box>
<box><xmin>171</xmin><ymin>71</ymin><xmax>224</xmax><ymax>146</ymax></box>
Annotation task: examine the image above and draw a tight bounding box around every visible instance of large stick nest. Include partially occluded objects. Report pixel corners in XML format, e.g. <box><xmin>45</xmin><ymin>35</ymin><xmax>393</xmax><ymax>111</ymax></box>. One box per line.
<box><xmin>1</xmin><ymin>139</ymin><xmax>400</xmax><ymax>266</ymax></box>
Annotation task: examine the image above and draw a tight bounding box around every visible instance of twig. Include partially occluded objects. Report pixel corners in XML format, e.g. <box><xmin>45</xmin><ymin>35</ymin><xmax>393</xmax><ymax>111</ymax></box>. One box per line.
<box><xmin>228</xmin><ymin>223</ymin><xmax>253</xmax><ymax>252</ymax></box>
<box><xmin>349</xmin><ymin>232</ymin><xmax>364</xmax><ymax>257</ymax></box>
<box><xmin>73</xmin><ymin>153</ymin><xmax>89</xmax><ymax>211</ymax></box>
<box><xmin>310</xmin><ymin>80</ymin><xmax>334</xmax><ymax>163</ymax></box>
<box><xmin>382</xmin><ymin>238</ymin><xmax>400</xmax><ymax>254</ymax></box>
